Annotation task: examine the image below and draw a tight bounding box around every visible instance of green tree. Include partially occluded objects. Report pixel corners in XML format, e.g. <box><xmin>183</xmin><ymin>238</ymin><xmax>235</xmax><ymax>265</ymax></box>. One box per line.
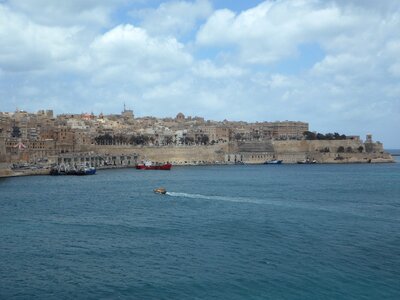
<box><xmin>11</xmin><ymin>126</ymin><xmax>21</xmax><ymax>138</ymax></box>
<box><xmin>200</xmin><ymin>135</ymin><xmax>209</xmax><ymax>145</ymax></box>
<box><xmin>163</xmin><ymin>136</ymin><xmax>173</xmax><ymax>145</ymax></box>
<box><xmin>187</xmin><ymin>136</ymin><xmax>194</xmax><ymax>144</ymax></box>
<box><xmin>303</xmin><ymin>131</ymin><xmax>317</xmax><ymax>140</ymax></box>
<box><xmin>234</xmin><ymin>133</ymin><xmax>243</xmax><ymax>141</ymax></box>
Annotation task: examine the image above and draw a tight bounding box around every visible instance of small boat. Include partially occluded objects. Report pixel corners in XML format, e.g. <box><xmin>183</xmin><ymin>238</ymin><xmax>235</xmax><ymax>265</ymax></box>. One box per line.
<box><xmin>154</xmin><ymin>187</ymin><xmax>167</xmax><ymax>194</ymax></box>
<box><xmin>50</xmin><ymin>165</ymin><xmax>96</xmax><ymax>175</ymax></box>
<box><xmin>50</xmin><ymin>164</ymin><xmax>67</xmax><ymax>175</ymax></box>
<box><xmin>264</xmin><ymin>159</ymin><xmax>283</xmax><ymax>164</ymax></box>
<box><xmin>136</xmin><ymin>161</ymin><xmax>172</xmax><ymax>170</ymax></box>
<box><xmin>297</xmin><ymin>159</ymin><xmax>317</xmax><ymax>164</ymax></box>
<box><xmin>66</xmin><ymin>169</ymin><xmax>78</xmax><ymax>175</ymax></box>
<box><xmin>50</xmin><ymin>168</ymin><xmax>62</xmax><ymax>175</ymax></box>
<box><xmin>76</xmin><ymin>166</ymin><xmax>96</xmax><ymax>175</ymax></box>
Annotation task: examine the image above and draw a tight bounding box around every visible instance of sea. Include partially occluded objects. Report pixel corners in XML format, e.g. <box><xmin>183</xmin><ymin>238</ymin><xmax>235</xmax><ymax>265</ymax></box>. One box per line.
<box><xmin>1</xmin><ymin>159</ymin><xmax>400</xmax><ymax>299</ymax></box>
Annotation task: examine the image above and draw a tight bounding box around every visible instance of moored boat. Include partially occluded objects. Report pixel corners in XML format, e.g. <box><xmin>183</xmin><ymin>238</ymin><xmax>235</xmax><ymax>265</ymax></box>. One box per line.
<box><xmin>76</xmin><ymin>166</ymin><xmax>96</xmax><ymax>175</ymax></box>
<box><xmin>297</xmin><ymin>159</ymin><xmax>317</xmax><ymax>164</ymax></box>
<box><xmin>50</xmin><ymin>164</ymin><xmax>67</xmax><ymax>175</ymax></box>
<box><xmin>50</xmin><ymin>165</ymin><xmax>96</xmax><ymax>175</ymax></box>
<box><xmin>264</xmin><ymin>159</ymin><xmax>283</xmax><ymax>164</ymax></box>
<box><xmin>136</xmin><ymin>161</ymin><xmax>172</xmax><ymax>170</ymax></box>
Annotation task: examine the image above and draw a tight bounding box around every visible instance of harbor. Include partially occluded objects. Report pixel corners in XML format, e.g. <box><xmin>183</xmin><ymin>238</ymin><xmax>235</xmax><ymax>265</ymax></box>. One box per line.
<box><xmin>2</xmin><ymin>153</ymin><xmax>139</xmax><ymax>177</ymax></box>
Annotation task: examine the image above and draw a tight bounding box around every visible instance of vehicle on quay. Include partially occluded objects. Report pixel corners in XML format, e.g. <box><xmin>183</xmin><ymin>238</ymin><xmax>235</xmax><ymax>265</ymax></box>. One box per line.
<box><xmin>136</xmin><ymin>161</ymin><xmax>172</xmax><ymax>170</ymax></box>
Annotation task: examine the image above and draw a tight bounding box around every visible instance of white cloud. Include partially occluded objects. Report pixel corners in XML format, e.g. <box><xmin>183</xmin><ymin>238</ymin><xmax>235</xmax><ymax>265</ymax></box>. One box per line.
<box><xmin>251</xmin><ymin>73</ymin><xmax>295</xmax><ymax>89</ymax></box>
<box><xmin>0</xmin><ymin>5</ymin><xmax>81</xmax><ymax>72</ymax></box>
<box><xmin>334</xmin><ymin>0</ymin><xmax>400</xmax><ymax>14</ymax></box>
<box><xmin>6</xmin><ymin>0</ymin><xmax>123</xmax><ymax>27</ymax></box>
<box><xmin>196</xmin><ymin>1</ymin><xmax>345</xmax><ymax>64</ymax></box>
<box><xmin>0</xmin><ymin>0</ymin><xmax>399</xmax><ymax>147</ymax></box>
<box><xmin>192</xmin><ymin>60</ymin><xmax>246</xmax><ymax>78</ymax></box>
<box><xmin>196</xmin><ymin>0</ymin><xmax>400</xmax><ymax>66</ymax></box>
<box><xmin>133</xmin><ymin>0</ymin><xmax>212</xmax><ymax>37</ymax></box>
<box><xmin>389</xmin><ymin>63</ymin><xmax>400</xmax><ymax>77</ymax></box>
<box><xmin>88</xmin><ymin>24</ymin><xmax>192</xmax><ymax>85</ymax></box>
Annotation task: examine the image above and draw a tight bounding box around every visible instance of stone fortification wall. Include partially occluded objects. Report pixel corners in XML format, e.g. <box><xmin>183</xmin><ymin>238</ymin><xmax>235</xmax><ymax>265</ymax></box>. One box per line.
<box><xmin>365</xmin><ymin>141</ymin><xmax>384</xmax><ymax>153</ymax></box>
<box><xmin>272</xmin><ymin>140</ymin><xmax>393</xmax><ymax>163</ymax></box>
<box><xmin>92</xmin><ymin>144</ymin><xmax>230</xmax><ymax>165</ymax></box>
<box><xmin>90</xmin><ymin>140</ymin><xmax>393</xmax><ymax>165</ymax></box>
<box><xmin>0</xmin><ymin>163</ymin><xmax>13</xmax><ymax>177</ymax></box>
<box><xmin>273</xmin><ymin>139</ymin><xmax>364</xmax><ymax>153</ymax></box>
<box><xmin>0</xmin><ymin>136</ymin><xmax>6</xmax><ymax>163</ymax></box>
<box><xmin>0</xmin><ymin>136</ymin><xmax>12</xmax><ymax>177</ymax></box>
<box><xmin>237</xmin><ymin>141</ymin><xmax>274</xmax><ymax>152</ymax></box>
<box><xmin>228</xmin><ymin>140</ymin><xmax>393</xmax><ymax>164</ymax></box>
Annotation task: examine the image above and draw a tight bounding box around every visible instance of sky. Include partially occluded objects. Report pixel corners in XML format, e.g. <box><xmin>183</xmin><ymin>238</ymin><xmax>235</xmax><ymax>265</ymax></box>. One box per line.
<box><xmin>0</xmin><ymin>0</ymin><xmax>399</xmax><ymax>148</ymax></box>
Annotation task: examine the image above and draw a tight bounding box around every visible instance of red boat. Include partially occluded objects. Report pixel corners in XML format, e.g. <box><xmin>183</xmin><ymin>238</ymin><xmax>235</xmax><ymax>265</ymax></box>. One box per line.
<box><xmin>136</xmin><ymin>161</ymin><xmax>172</xmax><ymax>170</ymax></box>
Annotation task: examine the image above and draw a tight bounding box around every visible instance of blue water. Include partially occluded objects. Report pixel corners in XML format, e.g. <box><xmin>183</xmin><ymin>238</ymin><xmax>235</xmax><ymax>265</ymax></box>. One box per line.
<box><xmin>1</xmin><ymin>162</ymin><xmax>400</xmax><ymax>299</ymax></box>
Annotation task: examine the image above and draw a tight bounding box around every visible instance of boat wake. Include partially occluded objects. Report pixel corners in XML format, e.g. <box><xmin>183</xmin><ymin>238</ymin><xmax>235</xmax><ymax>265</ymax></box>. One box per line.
<box><xmin>165</xmin><ymin>192</ymin><xmax>379</xmax><ymax>218</ymax></box>
<box><xmin>165</xmin><ymin>192</ymin><xmax>262</xmax><ymax>204</ymax></box>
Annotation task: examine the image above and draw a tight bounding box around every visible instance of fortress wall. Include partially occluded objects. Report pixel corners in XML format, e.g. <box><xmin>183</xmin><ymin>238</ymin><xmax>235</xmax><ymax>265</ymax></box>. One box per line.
<box><xmin>237</xmin><ymin>141</ymin><xmax>274</xmax><ymax>152</ymax></box>
<box><xmin>0</xmin><ymin>136</ymin><xmax>6</xmax><ymax>163</ymax></box>
<box><xmin>238</xmin><ymin>140</ymin><xmax>393</xmax><ymax>163</ymax></box>
<box><xmin>272</xmin><ymin>140</ymin><xmax>393</xmax><ymax>163</ymax></box>
<box><xmin>70</xmin><ymin>140</ymin><xmax>394</xmax><ymax>165</ymax></box>
<box><xmin>0</xmin><ymin>163</ymin><xmax>12</xmax><ymax>177</ymax></box>
<box><xmin>92</xmin><ymin>144</ymin><xmax>230</xmax><ymax>164</ymax></box>
<box><xmin>272</xmin><ymin>139</ymin><xmax>364</xmax><ymax>153</ymax></box>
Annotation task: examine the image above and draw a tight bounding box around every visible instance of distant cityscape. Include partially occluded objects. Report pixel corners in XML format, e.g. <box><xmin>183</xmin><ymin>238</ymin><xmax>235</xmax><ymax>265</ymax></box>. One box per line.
<box><xmin>0</xmin><ymin>106</ymin><xmax>308</xmax><ymax>156</ymax></box>
<box><xmin>1</xmin><ymin>105</ymin><xmax>393</xmax><ymax>176</ymax></box>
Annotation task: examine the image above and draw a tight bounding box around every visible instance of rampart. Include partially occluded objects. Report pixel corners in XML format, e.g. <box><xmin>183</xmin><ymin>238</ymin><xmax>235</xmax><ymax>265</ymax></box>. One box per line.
<box><xmin>89</xmin><ymin>140</ymin><xmax>393</xmax><ymax>165</ymax></box>
<box><xmin>232</xmin><ymin>140</ymin><xmax>394</xmax><ymax>164</ymax></box>
<box><xmin>91</xmin><ymin>143</ymin><xmax>230</xmax><ymax>165</ymax></box>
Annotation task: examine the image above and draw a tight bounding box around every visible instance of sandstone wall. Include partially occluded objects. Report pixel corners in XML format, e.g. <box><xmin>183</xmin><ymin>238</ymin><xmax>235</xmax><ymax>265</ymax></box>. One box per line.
<box><xmin>89</xmin><ymin>140</ymin><xmax>393</xmax><ymax>165</ymax></box>
<box><xmin>229</xmin><ymin>140</ymin><xmax>393</xmax><ymax>164</ymax></box>
<box><xmin>272</xmin><ymin>140</ymin><xmax>392</xmax><ymax>163</ymax></box>
<box><xmin>0</xmin><ymin>136</ymin><xmax>6</xmax><ymax>163</ymax></box>
<box><xmin>91</xmin><ymin>144</ymin><xmax>230</xmax><ymax>165</ymax></box>
<box><xmin>273</xmin><ymin>139</ymin><xmax>364</xmax><ymax>153</ymax></box>
<box><xmin>0</xmin><ymin>163</ymin><xmax>12</xmax><ymax>177</ymax></box>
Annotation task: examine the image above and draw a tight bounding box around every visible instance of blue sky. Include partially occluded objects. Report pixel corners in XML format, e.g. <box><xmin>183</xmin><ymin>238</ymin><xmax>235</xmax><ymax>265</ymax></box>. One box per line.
<box><xmin>0</xmin><ymin>0</ymin><xmax>399</xmax><ymax>147</ymax></box>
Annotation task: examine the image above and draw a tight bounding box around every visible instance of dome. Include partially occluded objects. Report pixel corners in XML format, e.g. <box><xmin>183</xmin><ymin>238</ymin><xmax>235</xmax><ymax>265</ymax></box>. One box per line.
<box><xmin>176</xmin><ymin>112</ymin><xmax>185</xmax><ymax>120</ymax></box>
